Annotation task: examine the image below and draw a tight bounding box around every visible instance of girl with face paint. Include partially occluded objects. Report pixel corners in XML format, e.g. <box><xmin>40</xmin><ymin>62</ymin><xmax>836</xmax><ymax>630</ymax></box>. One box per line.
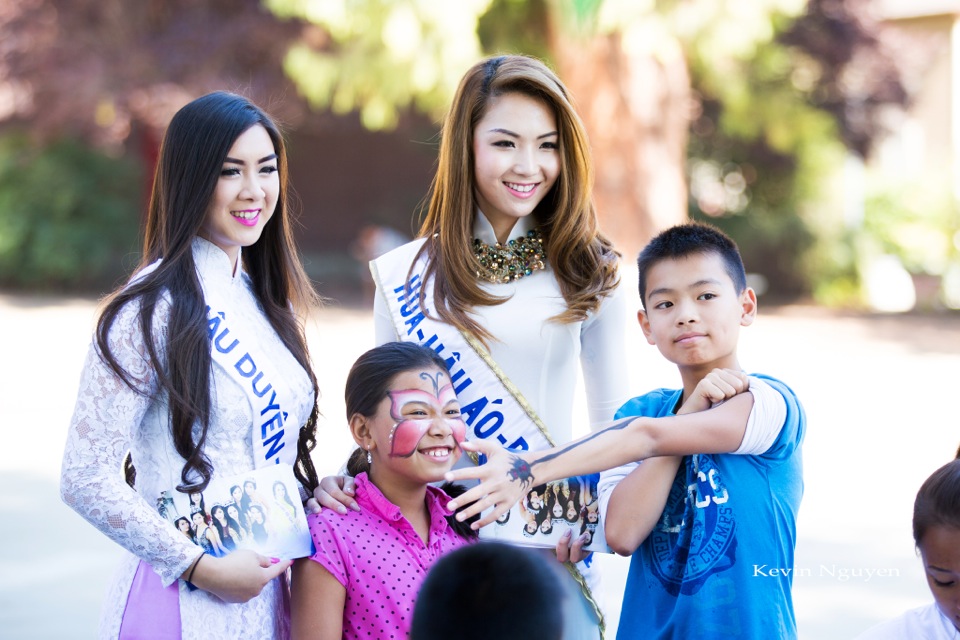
<box><xmin>291</xmin><ymin>342</ymin><xmax>477</xmax><ymax>640</ymax></box>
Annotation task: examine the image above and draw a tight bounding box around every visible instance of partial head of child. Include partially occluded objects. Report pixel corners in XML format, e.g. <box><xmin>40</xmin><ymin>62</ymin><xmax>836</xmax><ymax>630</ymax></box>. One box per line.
<box><xmin>913</xmin><ymin>457</ymin><xmax>960</xmax><ymax>632</ymax></box>
<box><xmin>410</xmin><ymin>541</ymin><xmax>566</xmax><ymax>640</ymax></box>
<box><xmin>342</xmin><ymin>341</ymin><xmax>476</xmax><ymax>537</ymax></box>
<box><xmin>860</xmin><ymin>456</ymin><xmax>960</xmax><ymax>638</ymax></box>
<box><xmin>635</xmin><ymin>222</ymin><xmax>757</xmax><ymax>384</ymax></box>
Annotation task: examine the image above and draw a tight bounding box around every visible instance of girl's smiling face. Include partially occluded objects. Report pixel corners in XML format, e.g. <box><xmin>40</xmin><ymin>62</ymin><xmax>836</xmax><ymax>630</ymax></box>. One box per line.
<box><xmin>357</xmin><ymin>366</ymin><xmax>466</xmax><ymax>487</ymax></box>
<box><xmin>919</xmin><ymin>525</ymin><xmax>960</xmax><ymax>631</ymax></box>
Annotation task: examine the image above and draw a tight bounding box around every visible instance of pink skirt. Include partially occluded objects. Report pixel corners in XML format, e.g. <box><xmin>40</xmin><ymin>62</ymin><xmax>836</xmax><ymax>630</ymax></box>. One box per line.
<box><xmin>118</xmin><ymin>560</ymin><xmax>182</xmax><ymax>639</ymax></box>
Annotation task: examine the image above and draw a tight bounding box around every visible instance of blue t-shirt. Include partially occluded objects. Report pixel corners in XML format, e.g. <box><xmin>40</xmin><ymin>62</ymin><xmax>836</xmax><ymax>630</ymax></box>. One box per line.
<box><xmin>615</xmin><ymin>374</ymin><xmax>805</xmax><ymax>639</ymax></box>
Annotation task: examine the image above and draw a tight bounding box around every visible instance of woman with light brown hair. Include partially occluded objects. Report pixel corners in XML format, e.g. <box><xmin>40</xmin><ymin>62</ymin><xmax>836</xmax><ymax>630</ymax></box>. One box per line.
<box><xmin>319</xmin><ymin>55</ymin><xmax>630</xmax><ymax>639</ymax></box>
<box><xmin>408</xmin><ymin>54</ymin><xmax>622</xmax><ymax>345</ymax></box>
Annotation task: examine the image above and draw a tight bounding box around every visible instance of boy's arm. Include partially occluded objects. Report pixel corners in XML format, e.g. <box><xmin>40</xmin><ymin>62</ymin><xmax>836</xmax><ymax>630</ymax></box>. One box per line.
<box><xmin>448</xmin><ymin>373</ymin><xmax>754</xmax><ymax>527</ymax></box>
<box><xmin>603</xmin><ymin>368</ymin><xmax>747</xmax><ymax>555</ymax></box>
<box><xmin>603</xmin><ymin>456</ymin><xmax>681</xmax><ymax>556</ymax></box>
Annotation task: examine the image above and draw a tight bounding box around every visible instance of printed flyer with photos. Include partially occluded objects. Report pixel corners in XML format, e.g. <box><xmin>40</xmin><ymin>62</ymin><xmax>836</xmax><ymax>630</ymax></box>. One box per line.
<box><xmin>156</xmin><ymin>463</ymin><xmax>313</xmax><ymax>560</ymax></box>
<box><xmin>479</xmin><ymin>473</ymin><xmax>610</xmax><ymax>553</ymax></box>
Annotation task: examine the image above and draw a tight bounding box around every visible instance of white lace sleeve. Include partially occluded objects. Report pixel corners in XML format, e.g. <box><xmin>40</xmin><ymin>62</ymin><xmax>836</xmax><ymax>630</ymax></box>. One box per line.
<box><xmin>59</xmin><ymin>299</ymin><xmax>201</xmax><ymax>586</ymax></box>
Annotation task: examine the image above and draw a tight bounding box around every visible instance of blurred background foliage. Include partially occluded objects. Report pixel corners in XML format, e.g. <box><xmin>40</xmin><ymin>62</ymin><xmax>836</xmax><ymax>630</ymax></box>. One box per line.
<box><xmin>0</xmin><ymin>134</ymin><xmax>141</xmax><ymax>290</ymax></box>
<box><xmin>0</xmin><ymin>0</ymin><xmax>956</xmax><ymax>310</ymax></box>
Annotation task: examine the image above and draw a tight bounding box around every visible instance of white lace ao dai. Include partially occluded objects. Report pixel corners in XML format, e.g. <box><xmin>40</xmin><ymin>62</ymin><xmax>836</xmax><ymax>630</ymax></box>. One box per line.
<box><xmin>60</xmin><ymin>239</ymin><xmax>314</xmax><ymax>640</ymax></box>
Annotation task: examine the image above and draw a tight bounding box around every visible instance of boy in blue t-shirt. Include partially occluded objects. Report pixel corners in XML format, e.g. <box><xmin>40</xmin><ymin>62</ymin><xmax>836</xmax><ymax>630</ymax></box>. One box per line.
<box><xmin>598</xmin><ymin>223</ymin><xmax>805</xmax><ymax>638</ymax></box>
<box><xmin>446</xmin><ymin>222</ymin><xmax>805</xmax><ymax>638</ymax></box>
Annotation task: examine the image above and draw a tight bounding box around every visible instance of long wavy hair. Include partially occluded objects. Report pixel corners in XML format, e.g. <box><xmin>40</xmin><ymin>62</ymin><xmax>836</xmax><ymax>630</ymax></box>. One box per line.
<box><xmin>95</xmin><ymin>91</ymin><xmax>321</xmax><ymax>494</ymax></box>
<box><xmin>413</xmin><ymin>54</ymin><xmax>620</xmax><ymax>343</ymax></box>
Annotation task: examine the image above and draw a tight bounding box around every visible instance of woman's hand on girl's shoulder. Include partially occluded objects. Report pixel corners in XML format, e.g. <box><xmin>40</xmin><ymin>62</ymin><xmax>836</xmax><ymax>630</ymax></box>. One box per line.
<box><xmin>189</xmin><ymin>550</ymin><xmax>292</xmax><ymax>603</ymax></box>
<box><xmin>305</xmin><ymin>475</ymin><xmax>360</xmax><ymax>515</ymax></box>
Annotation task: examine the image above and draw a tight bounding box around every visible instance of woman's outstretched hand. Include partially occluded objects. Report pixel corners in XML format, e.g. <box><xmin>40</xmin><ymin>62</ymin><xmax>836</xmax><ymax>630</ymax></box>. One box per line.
<box><xmin>189</xmin><ymin>550</ymin><xmax>292</xmax><ymax>603</ymax></box>
<box><xmin>444</xmin><ymin>439</ymin><xmax>536</xmax><ymax>528</ymax></box>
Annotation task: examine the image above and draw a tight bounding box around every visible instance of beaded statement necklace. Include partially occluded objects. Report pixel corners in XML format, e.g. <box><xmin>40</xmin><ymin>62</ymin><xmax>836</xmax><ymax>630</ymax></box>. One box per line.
<box><xmin>472</xmin><ymin>228</ymin><xmax>546</xmax><ymax>284</ymax></box>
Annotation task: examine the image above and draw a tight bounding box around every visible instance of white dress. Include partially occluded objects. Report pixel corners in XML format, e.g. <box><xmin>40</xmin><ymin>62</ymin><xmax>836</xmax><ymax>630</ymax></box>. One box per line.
<box><xmin>374</xmin><ymin>213</ymin><xmax>629</xmax><ymax>441</ymax></box>
<box><xmin>374</xmin><ymin>213</ymin><xmax>630</xmax><ymax>639</ymax></box>
<box><xmin>60</xmin><ymin>238</ymin><xmax>315</xmax><ymax>640</ymax></box>
<box><xmin>856</xmin><ymin>603</ymin><xmax>960</xmax><ymax>639</ymax></box>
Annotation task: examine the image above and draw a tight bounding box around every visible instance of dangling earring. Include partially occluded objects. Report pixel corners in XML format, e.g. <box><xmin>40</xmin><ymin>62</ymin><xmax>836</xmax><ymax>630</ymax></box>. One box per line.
<box><xmin>366</xmin><ymin>447</ymin><xmax>372</xmax><ymax>465</ymax></box>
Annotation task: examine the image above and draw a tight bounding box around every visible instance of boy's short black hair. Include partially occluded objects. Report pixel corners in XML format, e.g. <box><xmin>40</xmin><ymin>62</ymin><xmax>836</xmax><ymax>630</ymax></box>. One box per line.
<box><xmin>637</xmin><ymin>222</ymin><xmax>748</xmax><ymax>307</ymax></box>
<box><xmin>410</xmin><ymin>542</ymin><xmax>565</xmax><ymax>640</ymax></box>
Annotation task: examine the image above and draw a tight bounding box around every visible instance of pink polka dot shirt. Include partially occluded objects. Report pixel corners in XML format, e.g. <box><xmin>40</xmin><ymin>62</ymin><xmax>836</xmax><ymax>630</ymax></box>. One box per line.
<box><xmin>305</xmin><ymin>472</ymin><xmax>473</xmax><ymax>639</ymax></box>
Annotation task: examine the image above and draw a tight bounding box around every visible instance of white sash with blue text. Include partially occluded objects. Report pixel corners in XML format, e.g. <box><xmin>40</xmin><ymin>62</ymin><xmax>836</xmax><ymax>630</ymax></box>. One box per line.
<box><xmin>134</xmin><ymin>260</ymin><xmax>299</xmax><ymax>469</ymax></box>
<box><xmin>372</xmin><ymin>239</ymin><xmax>553</xmax><ymax>455</ymax></box>
<box><xmin>202</xmin><ymin>282</ymin><xmax>298</xmax><ymax>468</ymax></box>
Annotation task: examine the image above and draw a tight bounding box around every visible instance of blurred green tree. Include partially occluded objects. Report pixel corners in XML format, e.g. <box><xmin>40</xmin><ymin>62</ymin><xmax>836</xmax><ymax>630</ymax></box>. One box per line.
<box><xmin>0</xmin><ymin>0</ymin><xmax>307</xmax><ymax>148</ymax></box>
<box><xmin>267</xmin><ymin>0</ymin><xmax>906</xmax><ymax>296</ymax></box>
<box><xmin>0</xmin><ymin>135</ymin><xmax>141</xmax><ymax>289</ymax></box>
<box><xmin>687</xmin><ymin>0</ymin><xmax>908</xmax><ymax>300</ymax></box>
<box><xmin>0</xmin><ymin>0</ymin><xmax>311</xmax><ymax>290</ymax></box>
<box><xmin>0</xmin><ymin>0</ymin><xmax>912</xmax><ymax>299</ymax></box>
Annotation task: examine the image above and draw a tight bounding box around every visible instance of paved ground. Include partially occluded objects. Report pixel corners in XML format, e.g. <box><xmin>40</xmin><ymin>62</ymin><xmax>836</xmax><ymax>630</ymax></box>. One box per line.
<box><xmin>1</xmin><ymin>290</ymin><xmax>957</xmax><ymax>639</ymax></box>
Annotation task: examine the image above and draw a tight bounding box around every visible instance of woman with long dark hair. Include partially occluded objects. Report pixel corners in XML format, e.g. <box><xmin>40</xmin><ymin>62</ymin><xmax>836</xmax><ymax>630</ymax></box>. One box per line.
<box><xmin>271</xmin><ymin>480</ymin><xmax>300</xmax><ymax>534</ymax></box>
<box><xmin>60</xmin><ymin>91</ymin><xmax>321</xmax><ymax>638</ymax></box>
<box><xmin>174</xmin><ymin>516</ymin><xmax>194</xmax><ymax>542</ymax></box>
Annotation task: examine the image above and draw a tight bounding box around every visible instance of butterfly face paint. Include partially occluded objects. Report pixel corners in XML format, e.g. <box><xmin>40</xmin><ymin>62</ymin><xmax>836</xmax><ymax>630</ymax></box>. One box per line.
<box><xmin>387</xmin><ymin>371</ymin><xmax>467</xmax><ymax>457</ymax></box>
